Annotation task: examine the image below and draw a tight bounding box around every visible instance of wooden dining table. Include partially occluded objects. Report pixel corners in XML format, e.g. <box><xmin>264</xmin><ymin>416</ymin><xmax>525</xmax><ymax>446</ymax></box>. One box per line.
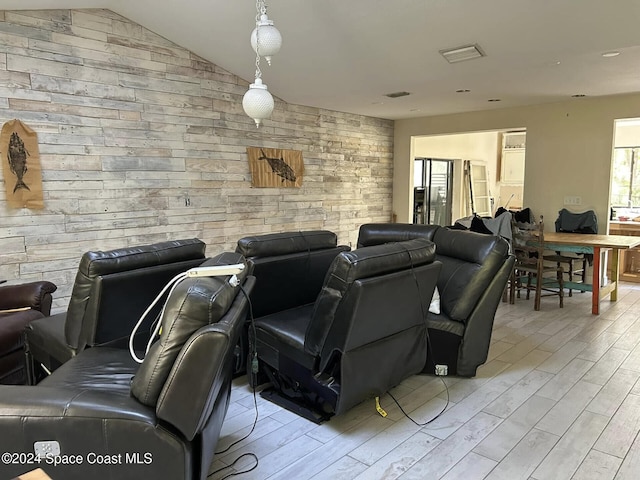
<box><xmin>544</xmin><ymin>232</ymin><xmax>640</xmax><ymax>314</ymax></box>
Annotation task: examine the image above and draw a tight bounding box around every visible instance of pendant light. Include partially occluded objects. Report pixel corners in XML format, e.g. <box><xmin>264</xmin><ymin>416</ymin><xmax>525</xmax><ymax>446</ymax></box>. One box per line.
<box><xmin>243</xmin><ymin>1</ymin><xmax>282</xmax><ymax>127</ymax></box>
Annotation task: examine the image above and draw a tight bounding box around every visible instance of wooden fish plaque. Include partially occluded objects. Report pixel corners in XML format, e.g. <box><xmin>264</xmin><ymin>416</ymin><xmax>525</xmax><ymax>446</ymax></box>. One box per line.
<box><xmin>1</xmin><ymin>119</ymin><xmax>44</xmax><ymax>209</ymax></box>
<box><xmin>247</xmin><ymin>146</ymin><xmax>304</xmax><ymax>188</ymax></box>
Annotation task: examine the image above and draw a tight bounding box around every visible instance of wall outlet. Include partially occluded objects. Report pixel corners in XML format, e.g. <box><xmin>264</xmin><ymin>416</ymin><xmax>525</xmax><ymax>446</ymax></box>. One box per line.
<box><xmin>563</xmin><ymin>196</ymin><xmax>582</xmax><ymax>206</ymax></box>
<box><xmin>435</xmin><ymin>364</ymin><xmax>448</xmax><ymax>376</ymax></box>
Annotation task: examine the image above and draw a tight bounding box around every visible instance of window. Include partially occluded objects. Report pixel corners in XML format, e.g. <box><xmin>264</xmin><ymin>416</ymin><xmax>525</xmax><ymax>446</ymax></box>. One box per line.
<box><xmin>611</xmin><ymin>147</ymin><xmax>640</xmax><ymax>207</ymax></box>
<box><xmin>413</xmin><ymin>158</ymin><xmax>453</xmax><ymax>226</ymax></box>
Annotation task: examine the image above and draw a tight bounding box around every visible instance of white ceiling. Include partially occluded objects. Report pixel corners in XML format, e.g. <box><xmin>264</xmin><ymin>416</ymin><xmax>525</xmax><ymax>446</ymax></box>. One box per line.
<box><xmin>1</xmin><ymin>0</ymin><xmax>640</xmax><ymax>120</ymax></box>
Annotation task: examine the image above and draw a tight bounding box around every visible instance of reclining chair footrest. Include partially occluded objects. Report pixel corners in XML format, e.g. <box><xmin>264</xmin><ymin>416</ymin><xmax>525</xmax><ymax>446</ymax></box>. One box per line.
<box><xmin>260</xmin><ymin>387</ymin><xmax>331</xmax><ymax>424</ymax></box>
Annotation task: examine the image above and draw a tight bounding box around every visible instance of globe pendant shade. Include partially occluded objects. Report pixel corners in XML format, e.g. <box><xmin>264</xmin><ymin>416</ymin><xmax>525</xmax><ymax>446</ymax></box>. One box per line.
<box><xmin>242</xmin><ymin>78</ymin><xmax>274</xmax><ymax>127</ymax></box>
<box><xmin>250</xmin><ymin>14</ymin><xmax>282</xmax><ymax>65</ymax></box>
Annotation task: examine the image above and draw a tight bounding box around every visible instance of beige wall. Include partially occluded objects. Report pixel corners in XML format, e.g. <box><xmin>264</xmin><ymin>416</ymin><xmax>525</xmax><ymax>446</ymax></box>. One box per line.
<box><xmin>395</xmin><ymin>94</ymin><xmax>640</xmax><ymax>231</ymax></box>
<box><xmin>0</xmin><ymin>10</ymin><xmax>394</xmax><ymax>311</ymax></box>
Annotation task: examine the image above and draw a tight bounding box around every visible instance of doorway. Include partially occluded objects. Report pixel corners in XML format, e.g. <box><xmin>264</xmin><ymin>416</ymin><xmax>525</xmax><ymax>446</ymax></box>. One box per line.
<box><xmin>411</xmin><ymin>129</ymin><xmax>526</xmax><ymax>225</ymax></box>
<box><xmin>413</xmin><ymin>158</ymin><xmax>453</xmax><ymax>226</ymax></box>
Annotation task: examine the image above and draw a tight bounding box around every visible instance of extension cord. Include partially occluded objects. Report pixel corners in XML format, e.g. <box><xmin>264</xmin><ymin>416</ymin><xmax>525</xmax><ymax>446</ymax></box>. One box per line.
<box><xmin>186</xmin><ymin>264</ymin><xmax>245</xmax><ymax>277</ymax></box>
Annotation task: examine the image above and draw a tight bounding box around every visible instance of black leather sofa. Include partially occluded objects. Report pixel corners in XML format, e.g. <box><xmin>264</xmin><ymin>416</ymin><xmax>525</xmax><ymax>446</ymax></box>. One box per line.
<box><xmin>0</xmin><ymin>281</ymin><xmax>57</xmax><ymax>384</ymax></box>
<box><xmin>250</xmin><ymin>238</ymin><xmax>441</xmax><ymax>420</ymax></box>
<box><xmin>234</xmin><ymin>230</ymin><xmax>350</xmax><ymax>377</ymax></box>
<box><xmin>25</xmin><ymin>238</ymin><xmax>206</xmax><ymax>382</ymax></box>
<box><xmin>0</xmin><ymin>252</ymin><xmax>254</xmax><ymax>480</ymax></box>
<box><xmin>357</xmin><ymin>223</ymin><xmax>514</xmax><ymax>377</ymax></box>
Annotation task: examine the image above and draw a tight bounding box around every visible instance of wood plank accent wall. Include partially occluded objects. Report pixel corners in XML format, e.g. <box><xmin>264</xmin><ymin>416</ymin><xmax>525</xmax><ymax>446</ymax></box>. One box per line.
<box><xmin>0</xmin><ymin>9</ymin><xmax>394</xmax><ymax>312</ymax></box>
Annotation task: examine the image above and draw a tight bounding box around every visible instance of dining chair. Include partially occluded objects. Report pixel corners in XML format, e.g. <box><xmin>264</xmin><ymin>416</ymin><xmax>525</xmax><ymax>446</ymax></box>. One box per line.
<box><xmin>510</xmin><ymin>216</ymin><xmax>564</xmax><ymax>310</ymax></box>
<box><xmin>543</xmin><ymin>209</ymin><xmax>597</xmax><ymax>296</ymax></box>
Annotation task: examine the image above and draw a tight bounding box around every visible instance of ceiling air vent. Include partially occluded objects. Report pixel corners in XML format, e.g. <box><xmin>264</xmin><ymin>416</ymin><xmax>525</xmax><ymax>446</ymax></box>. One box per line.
<box><xmin>440</xmin><ymin>44</ymin><xmax>485</xmax><ymax>64</ymax></box>
<box><xmin>384</xmin><ymin>91</ymin><xmax>411</xmax><ymax>99</ymax></box>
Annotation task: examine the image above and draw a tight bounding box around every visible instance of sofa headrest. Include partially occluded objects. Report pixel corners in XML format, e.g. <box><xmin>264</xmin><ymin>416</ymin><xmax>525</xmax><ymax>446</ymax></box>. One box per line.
<box><xmin>78</xmin><ymin>238</ymin><xmax>206</xmax><ymax>277</ymax></box>
<box><xmin>357</xmin><ymin>223</ymin><xmax>439</xmax><ymax>248</ymax></box>
<box><xmin>332</xmin><ymin>238</ymin><xmax>436</xmax><ymax>284</ymax></box>
<box><xmin>432</xmin><ymin>228</ymin><xmax>509</xmax><ymax>263</ymax></box>
<box><xmin>130</xmin><ymin>251</ymin><xmax>249</xmax><ymax>407</ymax></box>
<box><xmin>236</xmin><ymin>230</ymin><xmax>338</xmax><ymax>258</ymax></box>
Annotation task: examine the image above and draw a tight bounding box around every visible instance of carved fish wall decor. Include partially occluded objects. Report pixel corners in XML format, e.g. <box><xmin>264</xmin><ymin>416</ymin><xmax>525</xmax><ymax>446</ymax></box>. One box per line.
<box><xmin>7</xmin><ymin>131</ymin><xmax>30</xmax><ymax>193</ymax></box>
<box><xmin>246</xmin><ymin>146</ymin><xmax>304</xmax><ymax>188</ymax></box>
<box><xmin>1</xmin><ymin>118</ymin><xmax>44</xmax><ymax>209</ymax></box>
<box><xmin>259</xmin><ymin>148</ymin><xmax>297</xmax><ymax>183</ymax></box>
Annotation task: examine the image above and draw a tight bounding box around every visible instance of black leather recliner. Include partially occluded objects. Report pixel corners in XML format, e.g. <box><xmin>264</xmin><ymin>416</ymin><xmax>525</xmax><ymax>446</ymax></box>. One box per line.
<box><xmin>0</xmin><ymin>281</ymin><xmax>57</xmax><ymax>384</ymax></box>
<box><xmin>252</xmin><ymin>238</ymin><xmax>441</xmax><ymax>420</ymax></box>
<box><xmin>25</xmin><ymin>238</ymin><xmax>206</xmax><ymax>381</ymax></box>
<box><xmin>358</xmin><ymin>223</ymin><xmax>514</xmax><ymax>377</ymax></box>
<box><xmin>234</xmin><ymin>230</ymin><xmax>350</xmax><ymax>377</ymax></box>
<box><xmin>0</xmin><ymin>252</ymin><xmax>254</xmax><ymax>480</ymax></box>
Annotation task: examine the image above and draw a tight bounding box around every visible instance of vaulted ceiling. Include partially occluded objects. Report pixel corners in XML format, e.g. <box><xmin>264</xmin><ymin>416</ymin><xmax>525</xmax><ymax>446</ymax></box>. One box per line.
<box><xmin>1</xmin><ymin>0</ymin><xmax>640</xmax><ymax>120</ymax></box>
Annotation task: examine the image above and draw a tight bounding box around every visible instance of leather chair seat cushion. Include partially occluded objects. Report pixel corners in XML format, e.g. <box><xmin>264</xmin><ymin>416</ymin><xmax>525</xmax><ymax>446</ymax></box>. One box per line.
<box><xmin>356</xmin><ymin>223</ymin><xmax>439</xmax><ymax>248</ymax></box>
<box><xmin>25</xmin><ymin>313</ymin><xmax>73</xmax><ymax>366</ymax></box>
<box><xmin>0</xmin><ymin>309</ymin><xmax>44</xmax><ymax>357</ymax></box>
<box><xmin>131</xmin><ymin>252</ymin><xmax>249</xmax><ymax>407</ymax></box>
<box><xmin>236</xmin><ymin>230</ymin><xmax>338</xmax><ymax>258</ymax></box>
<box><xmin>39</xmin><ymin>347</ymin><xmax>138</xmax><ymax>396</ymax></box>
<box><xmin>26</xmin><ymin>348</ymin><xmax>159</xmax><ymax>426</ymax></box>
<box><xmin>254</xmin><ymin>304</ymin><xmax>316</xmax><ymax>370</ymax></box>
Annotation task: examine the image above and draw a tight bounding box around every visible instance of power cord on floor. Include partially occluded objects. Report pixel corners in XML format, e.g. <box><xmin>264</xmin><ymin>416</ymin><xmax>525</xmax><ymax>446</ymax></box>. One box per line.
<box><xmin>386</xmin><ymin>243</ymin><xmax>451</xmax><ymax>426</ymax></box>
<box><xmin>208</xmin><ymin>453</ymin><xmax>258</xmax><ymax>480</ymax></box>
<box><xmin>208</xmin><ymin>285</ymin><xmax>260</xmax><ymax>478</ymax></box>
<box><xmin>386</xmin><ymin>373</ymin><xmax>450</xmax><ymax>427</ymax></box>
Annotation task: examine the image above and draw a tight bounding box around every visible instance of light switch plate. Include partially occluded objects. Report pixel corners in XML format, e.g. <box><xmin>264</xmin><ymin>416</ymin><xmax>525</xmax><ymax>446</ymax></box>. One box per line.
<box><xmin>563</xmin><ymin>196</ymin><xmax>582</xmax><ymax>206</ymax></box>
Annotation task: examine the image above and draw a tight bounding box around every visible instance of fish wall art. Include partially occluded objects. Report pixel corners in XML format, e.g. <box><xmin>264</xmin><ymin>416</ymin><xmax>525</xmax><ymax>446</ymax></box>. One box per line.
<box><xmin>1</xmin><ymin>119</ymin><xmax>44</xmax><ymax>209</ymax></box>
<box><xmin>247</xmin><ymin>146</ymin><xmax>304</xmax><ymax>188</ymax></box>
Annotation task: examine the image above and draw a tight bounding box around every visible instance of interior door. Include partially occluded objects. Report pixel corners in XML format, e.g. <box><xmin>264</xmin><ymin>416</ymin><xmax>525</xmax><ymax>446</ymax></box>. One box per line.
<box><xmin>466</xmin><ymin>161</ymin><xmax>492</xmax><ymax>216</ymax></box>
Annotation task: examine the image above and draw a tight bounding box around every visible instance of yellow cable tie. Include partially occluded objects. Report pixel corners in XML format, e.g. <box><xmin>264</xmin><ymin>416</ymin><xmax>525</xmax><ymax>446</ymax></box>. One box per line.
<box><xmin>375</xmin><ymin>396</ymin><xmax>387</xmax><ymax>417</ymax></box>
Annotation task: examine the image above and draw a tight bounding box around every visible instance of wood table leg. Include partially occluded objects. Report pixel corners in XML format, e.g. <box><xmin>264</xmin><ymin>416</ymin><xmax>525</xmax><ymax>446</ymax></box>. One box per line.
<box><xmin>592</xmin><ymin>246</ymin><xmax>601</xmax><ymax>315</ymax></box>
<box><xmin>610</xmin><ymin>248</ymin><xmax>620</xmax><ymax>302</ymax></box>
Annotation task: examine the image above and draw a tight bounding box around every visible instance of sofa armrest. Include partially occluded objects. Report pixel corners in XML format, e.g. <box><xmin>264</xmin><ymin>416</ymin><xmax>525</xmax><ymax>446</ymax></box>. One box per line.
<box><xmin>457</xmin><ymin>254</ymin><xmax>515</xmax><ymax>376</ymax></box>
<box><xmin>0</xmin><ymin>281</ymin><xmax>57</xmax><ymax>315</ymax></box>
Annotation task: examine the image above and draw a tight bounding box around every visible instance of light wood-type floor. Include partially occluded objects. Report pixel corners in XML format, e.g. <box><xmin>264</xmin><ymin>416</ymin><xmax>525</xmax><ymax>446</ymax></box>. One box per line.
<box><xmin>209</xmin><ymin>283</ymin><xmax>640</xmax><ymax>480</ymax></box>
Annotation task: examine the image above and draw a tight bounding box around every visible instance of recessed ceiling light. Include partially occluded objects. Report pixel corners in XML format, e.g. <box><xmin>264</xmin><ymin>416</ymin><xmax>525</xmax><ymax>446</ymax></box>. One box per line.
<box><xmin>571</xmin><ymin>94</ymin><xmax>586</xmax><ymax>98</ymax></box>
<box><xmin>488</xmin><ymin>98</ymin><xmax>501</xmax><ymax>102</ymax></box>
<box><xmin>602</xmin><ymin>51</ymin><xmax>620</xmax><ymax>57</ymax></box>
<box><xmin>384</xmin><ymin>91</ymin><xmax>411</xmax><ymax>98</ymax></box>
<box><xmin>440</xmin><ymin>44</ymin><xmax>486</xmax><ymax>64</ymax></box>
<box><xmin>456</xmin><ymin>89</ymin><xmax>471</xmax><ymax>93</ymax></box>
<box><xmin>409</xmin><ymin>108</ymin><xmax>421</xmax><ymax>112</ymax></box>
